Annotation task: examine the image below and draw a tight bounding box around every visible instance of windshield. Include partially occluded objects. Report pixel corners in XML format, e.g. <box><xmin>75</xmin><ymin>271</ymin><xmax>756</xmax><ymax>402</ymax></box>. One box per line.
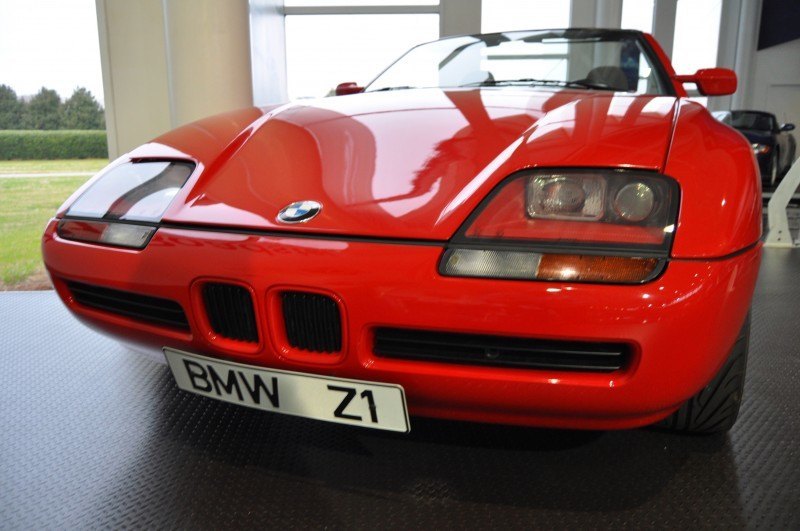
<box><xmin>729</xmin><ymin>111</ymin><xmax>776</xmax><ymax>131</ymax></box>
<box><xmin>366</xmin><ymin>29</ymin><xmax>669</xmax><ymax>95</ymax></box>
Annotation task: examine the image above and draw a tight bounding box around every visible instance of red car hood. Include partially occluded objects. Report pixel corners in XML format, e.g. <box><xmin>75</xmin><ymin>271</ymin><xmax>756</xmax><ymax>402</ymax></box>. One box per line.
<box><xmin>156</xmin><ymin>88</ymin><xmax>678</xmax><ymax>240</ymax></box>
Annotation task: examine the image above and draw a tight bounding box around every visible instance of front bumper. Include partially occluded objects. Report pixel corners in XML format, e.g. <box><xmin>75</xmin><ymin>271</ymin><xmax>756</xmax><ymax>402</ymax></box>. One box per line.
<box><xmin>42</xmin><ymin>220</ymin><xmax>761</xmax><ymax>430</ymax></box>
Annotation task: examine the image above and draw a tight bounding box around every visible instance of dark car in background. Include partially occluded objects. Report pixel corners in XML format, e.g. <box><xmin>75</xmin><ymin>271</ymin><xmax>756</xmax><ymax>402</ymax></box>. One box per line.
<box><xmin>714</xmin><ymin>110</ymin><xmax>796</xmax><ymax>187</ymax></box>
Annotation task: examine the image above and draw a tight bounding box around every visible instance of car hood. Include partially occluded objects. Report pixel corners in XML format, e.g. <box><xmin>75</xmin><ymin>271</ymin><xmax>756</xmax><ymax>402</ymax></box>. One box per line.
<box><xmin>154</xmin><ymin>88</ymin><xmax>678</xmax><ymax>240</ymax></box>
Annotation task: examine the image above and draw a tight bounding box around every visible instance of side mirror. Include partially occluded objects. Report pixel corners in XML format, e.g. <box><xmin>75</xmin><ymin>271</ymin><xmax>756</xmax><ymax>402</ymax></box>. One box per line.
<box><xmin>673</xmin><ymin>68</ymin><xmax>737</xmax><ymax>96</ymax></box>
<box><xmin>781</xmin><ymin>123</ymin><xmax>796</xmax><ymax>132</ymax></box>
<box><xmin>335</xmin><ymin>82</ymin><xmax>364</xmax><ymax>96</ymax></box>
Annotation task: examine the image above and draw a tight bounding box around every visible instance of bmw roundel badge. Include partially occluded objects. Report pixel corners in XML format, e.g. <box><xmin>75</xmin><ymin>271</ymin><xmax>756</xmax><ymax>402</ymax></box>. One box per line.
<box><xmin>277</xmin><ymin>200</ymin><xmax>322</xmax><ymax>224</ymax></box>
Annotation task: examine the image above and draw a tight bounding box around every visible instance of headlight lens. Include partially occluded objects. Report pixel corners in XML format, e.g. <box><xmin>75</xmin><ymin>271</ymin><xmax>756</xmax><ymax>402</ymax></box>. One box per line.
<box><xmin>464</xmin><ymin>170</ymin><xmax>677</xmax><ymax>248</ymax></box>
<box><xmin>613</xmin><ymin>182</ymin><xmax>656</xmax><ymax>222</ymax></box>
<box><xmin>751</xmin><ymin>143</ymin><xmax>770</xmax><ymax>155</ymax></box>
<box><xmin>57</xmin><ymin>219</ymin><xmax>156</xmax><ymax>249</ymax></box>
<box><xmin>58</xmin><ymin>160</ymin><xmax>194</xmax><ymax>249</ymax></box>
<box><xmin>66</xmin><ymin>161</ymin><xmax>194</xmax><ymax>222</ymax></box>
<box><xmin>528</xmin><ymin>175</ymin><xmax>604</xmax><ymax>220</ymax></box>
<box><xmin>442</xmin><ymin>170</ymin><xmax>678</xmax><ymax>284</ymax></box>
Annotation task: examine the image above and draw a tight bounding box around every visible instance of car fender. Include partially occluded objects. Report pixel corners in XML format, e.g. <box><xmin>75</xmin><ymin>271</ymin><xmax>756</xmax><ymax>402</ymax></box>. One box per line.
<box><xmin>666</xmin><ymin>100</ymin><xmax>762</xmax><ymax>258</ymax></box>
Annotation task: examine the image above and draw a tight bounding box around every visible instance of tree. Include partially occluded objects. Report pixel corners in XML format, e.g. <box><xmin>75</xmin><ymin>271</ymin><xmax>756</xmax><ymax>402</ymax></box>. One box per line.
<box><xmin>60</xmin><ymin>87</ymin><xmax>105</xmax><ymax>129</ymax></box>
<box><xmin>22</xmin><ymin>88</ymin><xmax>62</xmax><ymax>129</ymax></box>
<box><xmin>0</xmin><ymin>85</ymin><xmax>24</xmax><ymax>129</ymax></box>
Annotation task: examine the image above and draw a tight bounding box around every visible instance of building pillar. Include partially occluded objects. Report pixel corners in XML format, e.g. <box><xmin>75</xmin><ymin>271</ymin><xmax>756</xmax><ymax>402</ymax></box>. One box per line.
<box><xmin>570</xmin><ymin>0</ymin><xmax>622</xmax><ymax>28</ymax></box>
<box><xmin>250</xmin><ymin>0</ymin><xmax>287</xmax><ymax>106</ymax></box>
<box><xmin>595</xmin><ymin>0</ymin><xmax>623</xmax><ymax>29</ymax></box>
<box><xmin>731</xmin><ymin>0</ymin><xmax>762</xmax><ymax>109</ymax></box>
<box><xmin>96</xmin><ymin>0</ymin><xmax>254</xmax><ymax>159</ymax></box>
<box><xmin>440</xmin><ymin>0</ymin><xmax>481</xmax><ymax>37</ymax></box>
<box><xmin>652</xmin><ymin>0</ymin><xmax>678</xmax><ymax>58</ymax></box>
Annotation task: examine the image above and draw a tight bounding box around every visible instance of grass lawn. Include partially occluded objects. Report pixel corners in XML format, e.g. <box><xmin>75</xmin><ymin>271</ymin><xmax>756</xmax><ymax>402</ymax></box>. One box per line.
<box><xmin>0</xmin><ymin>159</ymin><xmax>106</xmax><ymax>289</ymax></box>
<box><xmin>0</xmin><ymin>158</ymin><xmax>108</xmax><ymax>175</ymax></box>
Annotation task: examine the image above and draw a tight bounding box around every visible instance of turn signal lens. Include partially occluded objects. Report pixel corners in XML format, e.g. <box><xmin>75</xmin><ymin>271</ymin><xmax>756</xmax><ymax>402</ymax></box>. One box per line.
<box><xmin>57</xmin><ymin>219</ymin><xmax>156</xmax><ymax>249</ymax></box>
<box><xmin>441</xmin><ymin>248</ymin><xmax>661</xmax><ymax>283</ymax></box>
<box><xmin>536</xmin><ymin>254</ymin><xmax>660</xmax><ymax>283</ymax></box>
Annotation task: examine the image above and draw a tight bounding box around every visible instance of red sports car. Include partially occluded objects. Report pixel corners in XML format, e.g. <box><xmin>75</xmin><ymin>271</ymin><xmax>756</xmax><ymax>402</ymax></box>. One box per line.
<box><xmin>43</xmin><ymin>29</ymin><xmax>761</xmax><ymax>434</ymax></box>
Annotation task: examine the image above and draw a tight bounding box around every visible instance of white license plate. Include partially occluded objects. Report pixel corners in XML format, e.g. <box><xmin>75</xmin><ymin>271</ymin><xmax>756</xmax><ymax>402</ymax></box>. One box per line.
<box><xmin>163</xmin><ymin>348</ymin><xmax>410</xmax><ymax>433</ymax></box>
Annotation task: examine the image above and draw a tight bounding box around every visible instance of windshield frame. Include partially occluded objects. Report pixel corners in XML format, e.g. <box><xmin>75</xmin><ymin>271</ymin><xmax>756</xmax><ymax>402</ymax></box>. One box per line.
<box><xmin>363</xmin><ymin>28</ymin><xmax>677</xmax><ymax>97</ymax></box>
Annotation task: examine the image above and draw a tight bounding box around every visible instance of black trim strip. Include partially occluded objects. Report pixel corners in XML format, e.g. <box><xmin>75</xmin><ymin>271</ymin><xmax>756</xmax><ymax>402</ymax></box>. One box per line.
<box><xmin>672</xmin><ymin>240</ymin><xmax>762</xmax><ymax>262</ymax></box>
<box><xmin>66</xmin><ymin>280</ymin><xmax>189</xmax><ymax>330</ymax></box>
<box><xmin>158</xmin><ymin>221</ymin><xmax>447</xmax><ymax>247</ymax></box>
<box><xmin>157</xmin><ymin>221</ymin><xmax>671</xmax><ymax>259</ymax></box>
<box><xmin>374</xmin><ymin>327</ymin><xmax>631</xmax><ymax>373</ymax></box>
<box><xmin>449</xmin><ymin>239</ymin><xmax>668</xmax><ymax>258</ymax></box>
<box><xmin>62</xmin><ymin>215</ymin><xmax>159</xmax><ymax>228</ymax></box>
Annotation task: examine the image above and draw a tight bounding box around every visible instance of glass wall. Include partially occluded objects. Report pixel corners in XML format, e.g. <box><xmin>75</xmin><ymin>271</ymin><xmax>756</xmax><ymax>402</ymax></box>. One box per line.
<box><xmin>671</xmin><ymin>0</ymin><xmax>723</xmax><ymax>105</ymax></box>
<box><xmin>481</xmin><ymin>0</ymin><xmax>570</xmax><ymax>33</ymax></box>
<box><xmin>672</xmin><ymin>0</ymin><xmax>723</xmax><ymax>74</ymax></box>
<box><xmin>285</xmin><ymin>12</ymin><xmax>439</xmax><ymax>99</ymax></box>
<box><xmin>621</xmin><ymin>0</ymin><xmax>654</xmax><ymax>33</ymax></box>
<box><xmin>285</xmin><ymin>0</ymin><xmax>437</xmax><ymax>5</ymax></box>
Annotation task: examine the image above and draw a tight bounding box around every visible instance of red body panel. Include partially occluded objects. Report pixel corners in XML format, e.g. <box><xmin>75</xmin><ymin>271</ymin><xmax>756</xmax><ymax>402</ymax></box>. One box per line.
<box><xmin>43</xmin><ymin>223</ymin><xmax>761</xmax><ymax>430</ymax></box>
<box><xmin>44</xmin><ymin>31</ymin><xmax>763</xmax><ymax>430</ymax></box>
<box><xmin>667</xmin><ymin>101</ymin><xmax>763</xmax><ymax>257</ymax></box>
<box><xmin>140</xmin><ymin>90</ymin><xmax>676</xmax><ymax>241</ymax></box>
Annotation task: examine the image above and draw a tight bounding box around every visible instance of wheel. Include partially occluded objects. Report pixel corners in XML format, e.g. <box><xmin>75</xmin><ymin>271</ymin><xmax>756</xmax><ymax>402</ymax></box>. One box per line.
<box><xmin>658</xmin><ymin>314</ymin><xmax>750</xmax><ymax>434</ymax></box>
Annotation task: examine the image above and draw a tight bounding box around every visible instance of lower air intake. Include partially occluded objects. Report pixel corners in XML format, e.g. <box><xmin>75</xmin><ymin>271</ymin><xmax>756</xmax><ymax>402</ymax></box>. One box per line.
<box><xmin>282</xmin><ymin>292</ymin><xmax>342</xmax><ymax>353</ymax></box>
<box><xmin>67</xmin><ymin>280</ymin><xmax>189</xmax><ymax>331</ymax></box>
<box><xmin>373</xmin><ymin>327</ymin><xmax>630</xmax><ymax>372</ymax></box>
<box><xmin>203</xmin><ymin>283</ymin><xmax>258</xmax><ymax>343</ymax></box>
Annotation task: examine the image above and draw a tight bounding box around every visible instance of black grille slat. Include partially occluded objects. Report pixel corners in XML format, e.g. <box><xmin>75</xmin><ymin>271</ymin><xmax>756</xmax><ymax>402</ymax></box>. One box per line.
<box><xmin>374</xmin><ymin>328</ymin><xmax>629</xmax><ymax>372</ymax></box>
<box><xmin>282</xmin><ymin>292</ymin><xmax>342</xmax><ymax>353</ymax></box>
<box><xmin>68</xmin><ymin>284</ymin><xmax>186</xmax><ymax>317</ymax></box>
<box><xmin>67</xmin><ymin>281</ymin><xmax>189</xmax><ymax>331</ymax></box>
<box><xmin>203</xmin><ymin>283</ymin><xmax>258</xmax><ymax>343</ymax></box>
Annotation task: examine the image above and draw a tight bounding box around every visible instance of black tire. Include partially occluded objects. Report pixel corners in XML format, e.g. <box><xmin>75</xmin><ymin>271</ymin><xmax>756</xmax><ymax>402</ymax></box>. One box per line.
<box><xmin>658</xmin><ymin>314</ymin><xmax>750</xmax><ymax>434</ymax></box>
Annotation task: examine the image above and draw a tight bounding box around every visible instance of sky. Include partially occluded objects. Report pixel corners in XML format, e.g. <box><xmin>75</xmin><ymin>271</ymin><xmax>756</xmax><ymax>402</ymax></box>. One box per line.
<box><xmin>0</xmin><ymin>0</ymin><xmax>104</xmax><ymax>105</ymax></box>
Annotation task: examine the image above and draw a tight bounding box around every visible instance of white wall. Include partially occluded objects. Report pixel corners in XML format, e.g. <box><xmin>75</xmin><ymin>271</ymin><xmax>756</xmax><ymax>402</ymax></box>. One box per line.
<box><xmin>746</xmin><ymin>38</ymin><xmax>800</xmax><ymax>125</ymax></box>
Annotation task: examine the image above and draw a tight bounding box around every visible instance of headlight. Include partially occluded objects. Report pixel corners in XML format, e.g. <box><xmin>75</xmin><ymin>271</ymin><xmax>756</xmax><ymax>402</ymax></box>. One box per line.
<box><xmin>57</xmin><ymin>160</ymin><xmax>194</xmax><ymax>248</ymax></box>
<box><xmin>441</xmin><ymin>169</ymin><xmax>678</xmax><ymax>284</ymax></box>
<box><xmin>751</xmin><ymin>143</ymin><xmax>770</xmax><ymax>155</ymax></box>
<box><xmin>57</xmin><ymin>219</ymin><xmax>156</xmax><ymax>249</ymax></box>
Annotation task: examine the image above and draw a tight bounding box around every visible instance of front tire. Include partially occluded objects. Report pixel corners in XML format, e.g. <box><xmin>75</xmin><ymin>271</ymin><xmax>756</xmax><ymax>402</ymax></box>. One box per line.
<box><xmin>658</xmin><ymin>314</ymin><xmax>750</xmax><ymax>434</ymax></box>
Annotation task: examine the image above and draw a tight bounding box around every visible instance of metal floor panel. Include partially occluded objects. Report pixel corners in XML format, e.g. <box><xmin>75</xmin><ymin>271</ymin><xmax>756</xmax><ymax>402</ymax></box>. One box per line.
<box><xmin>1</xmin><ymin>249</ymin><xmax>799</xmax><ymax>529</ymax></box>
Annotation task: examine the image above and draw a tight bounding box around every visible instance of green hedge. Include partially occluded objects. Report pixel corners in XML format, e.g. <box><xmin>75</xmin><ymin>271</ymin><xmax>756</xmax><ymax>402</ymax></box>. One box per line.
<box><xmin>0</xmin><ymin>130</ymin><xmax>107</xmax><ymax>160</ymax></box>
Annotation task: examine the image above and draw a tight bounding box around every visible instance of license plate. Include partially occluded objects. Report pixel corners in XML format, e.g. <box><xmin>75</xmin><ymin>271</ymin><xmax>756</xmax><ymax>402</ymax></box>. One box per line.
<box><xmin>163</xmin><ymin>348</ymin><xmax>410</xmax><ymax>433</ymax></box>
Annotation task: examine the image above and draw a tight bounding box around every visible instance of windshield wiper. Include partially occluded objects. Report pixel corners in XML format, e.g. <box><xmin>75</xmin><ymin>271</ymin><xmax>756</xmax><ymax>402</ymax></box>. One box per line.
<box><xmin>562</xmin><ymin>79</ymin><xmax>620</xmax><ymax>91</ymax></box>
<box><xmin>460</xmin><ymin>78</ymin><xmax>619</xmax><ymax>91</ymax></box>
<box><xmin>370</xmin><ymin>86</ymin><xmax>417</xmax><ymax>92</ymax></box>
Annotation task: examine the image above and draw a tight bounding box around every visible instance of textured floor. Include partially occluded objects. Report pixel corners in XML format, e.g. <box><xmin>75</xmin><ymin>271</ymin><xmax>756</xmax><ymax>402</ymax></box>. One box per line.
<box><xmin>1</xmin><ymin>249</ymin><xmax>799</xmax><ymax>529</ymax></box>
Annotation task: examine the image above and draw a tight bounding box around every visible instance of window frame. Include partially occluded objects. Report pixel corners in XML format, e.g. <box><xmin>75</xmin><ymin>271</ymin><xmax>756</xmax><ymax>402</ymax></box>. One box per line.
<box><xmin>363</xmin><ymin>28</ymin><xmax>677</xmax><ymax>97</ymax></box>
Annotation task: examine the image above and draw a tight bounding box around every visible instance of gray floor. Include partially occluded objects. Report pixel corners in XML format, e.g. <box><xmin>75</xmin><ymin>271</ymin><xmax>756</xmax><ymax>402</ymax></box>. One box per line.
<box><xmin>1</xmin><ymin>248</ymin><xmax>799</xmax><ymax>529</ymax></box>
